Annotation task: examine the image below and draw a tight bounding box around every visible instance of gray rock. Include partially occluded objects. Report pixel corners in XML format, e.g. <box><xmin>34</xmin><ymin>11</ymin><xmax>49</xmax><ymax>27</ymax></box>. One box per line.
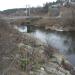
<box><xmin>44</xmin><ymin>62</ymin><xmax>71</xmax><ymax>75</ymax></box>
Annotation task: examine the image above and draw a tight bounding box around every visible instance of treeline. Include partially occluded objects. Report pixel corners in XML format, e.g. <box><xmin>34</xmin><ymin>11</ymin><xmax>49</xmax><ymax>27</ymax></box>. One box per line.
<box><xmin>2</xmin><ymin>8</ymin><xmax>26</xmax><ymax>15</ymax></box>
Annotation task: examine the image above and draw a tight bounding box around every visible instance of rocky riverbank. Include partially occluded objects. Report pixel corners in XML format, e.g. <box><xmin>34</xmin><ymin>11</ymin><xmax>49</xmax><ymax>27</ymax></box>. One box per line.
<box><xmin>0</xmin><ymin>19</ymin><xmax>74</xmax><ymax>75</ymax></box>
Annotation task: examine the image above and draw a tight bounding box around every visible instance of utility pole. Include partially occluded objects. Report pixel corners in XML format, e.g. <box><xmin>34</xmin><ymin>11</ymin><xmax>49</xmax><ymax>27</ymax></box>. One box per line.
<box><xmin>26</xmin><ymin>5</ymin><xmax>30</xmax><ymax>16</ymax></box>
<box><xmin>71</xmin><ymin>4</ymin><xmax>75</xmax><ymax>26</ymax></box>
<box><xmin>29</xmin><ymin>6</ymin><xmax>30</xmax><ymax>16</ymax></box>
<box><xmin>26</xmin><ymin>5</ymin><xmax>28</xmax><ymax>16</ymax></box>
<box><xmin>28</xmin><ymin>5</ymin><xmax>30</xmax><ymax>16</ymax></box>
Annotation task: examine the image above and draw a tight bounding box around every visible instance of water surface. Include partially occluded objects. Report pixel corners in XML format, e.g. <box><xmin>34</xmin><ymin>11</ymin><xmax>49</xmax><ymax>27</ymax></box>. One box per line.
<box><xmin>15</xmin><ymin>25</ymin><xmax>75</xmax><ymax>66</ymax></box>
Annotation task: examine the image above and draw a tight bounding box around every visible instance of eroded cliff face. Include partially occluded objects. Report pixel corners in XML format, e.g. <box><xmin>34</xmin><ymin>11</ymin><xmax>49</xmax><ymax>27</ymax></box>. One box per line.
<box><xmin>0</xmin><ymin>19</ymin><xmax>73</xmax><ymax>75</ymax></box>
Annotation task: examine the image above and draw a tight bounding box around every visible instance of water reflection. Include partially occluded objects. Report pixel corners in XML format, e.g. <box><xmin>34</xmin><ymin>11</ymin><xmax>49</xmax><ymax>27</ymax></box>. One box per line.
<box><xmin>32</xmin><ymin>30</ymin><xmax>47</xmax><ymax>42</ymax></box>
<box><xmin>31</xmin><ymin>30</ymin><xmax>71</xmax><ymax>53</ymax></box>
<box><xmin>14</xmin><ymin>25</ymin><xmax>27</xmax><ymax>32</ymax></box>
<box><xmin>18</xmin><ymin>26</ymin><xmax>27</xmax><ymax>32</ymax></box>
<box><xmin>46</xmin><ymin>33</ymin><xmax>71</xmax><ymax>53</ymax></box>
<box><xmin>15</xmin><ymin>25</ymin><xmax>75</xmax><ymax>66</ymax></box>
<box><xmin>67</xmin><ymin>54</ymin><xmax>75</xmax><ymax>66</ymax></box>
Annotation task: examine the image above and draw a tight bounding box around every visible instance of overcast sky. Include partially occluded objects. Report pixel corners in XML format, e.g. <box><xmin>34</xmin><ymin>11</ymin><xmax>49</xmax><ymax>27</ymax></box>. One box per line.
<box><xmin>0</xmin><ymin>0</ymin><xmax>56</xmax><ymax>11</ymax></box>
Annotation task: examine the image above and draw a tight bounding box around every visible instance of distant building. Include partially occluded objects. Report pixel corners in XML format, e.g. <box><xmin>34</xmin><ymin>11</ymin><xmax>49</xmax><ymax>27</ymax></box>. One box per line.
<box><xmin>63</xmin><ymin>0</ymin><xmax>75</xmax><ymax>7</ymax></box>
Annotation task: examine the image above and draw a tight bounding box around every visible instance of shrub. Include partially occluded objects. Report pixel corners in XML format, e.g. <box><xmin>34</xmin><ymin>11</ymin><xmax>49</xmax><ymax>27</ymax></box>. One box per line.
<box><xmin>20</xmin><ymin>58</ymin><xmax>29</xmax><ymax>71</ymax></box>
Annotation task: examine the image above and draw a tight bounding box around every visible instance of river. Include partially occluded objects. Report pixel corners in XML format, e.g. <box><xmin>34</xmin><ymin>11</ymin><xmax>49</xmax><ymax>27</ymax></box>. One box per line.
<box><xmin>15</xmin><ymin>25</ymin><xmax>75</xmax><ymax>66</ymax></box>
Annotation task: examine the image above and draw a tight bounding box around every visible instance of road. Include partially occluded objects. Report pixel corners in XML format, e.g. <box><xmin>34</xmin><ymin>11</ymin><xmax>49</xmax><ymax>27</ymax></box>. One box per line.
<box><xmin>2</xmin><ymin>16</ymin><xmax>61</xmax><ymax>20</ymax></box>
<box><xmin>2</xmin><ymin>16</ymin><xmax>40</xmax><ymax>20</ymax></box>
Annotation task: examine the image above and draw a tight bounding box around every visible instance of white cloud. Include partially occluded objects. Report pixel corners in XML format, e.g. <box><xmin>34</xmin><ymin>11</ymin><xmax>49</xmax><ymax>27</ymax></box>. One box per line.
<box><xmin>0</xmin><ymin>0</ymin><xmax>56</xmax><ymax>11</ymax></box>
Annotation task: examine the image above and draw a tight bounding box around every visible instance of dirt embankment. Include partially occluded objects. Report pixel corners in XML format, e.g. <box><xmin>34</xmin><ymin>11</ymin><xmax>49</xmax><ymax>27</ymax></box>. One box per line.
<box><xmin>9</xmin><ymin>15</ymin><xmax>75</xmax><ymax>31</ymax></box>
